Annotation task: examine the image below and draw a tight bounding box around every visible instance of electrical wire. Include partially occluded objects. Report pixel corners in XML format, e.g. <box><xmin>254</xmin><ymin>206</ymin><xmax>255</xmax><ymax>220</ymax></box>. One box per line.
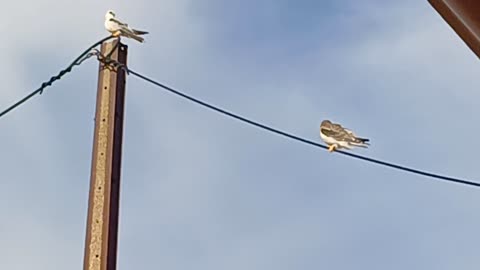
<box><xmin>1</xmin><ymin>34</ymin><xmax>476</xmax><ymax>188</ymax></box>
<box><xmin>0</xmin><ymin>35</ymin><xmax>114</xmax><ymax>119</ymax></box>
<box><xmin>95</xmin><ymin>56</ymin><xmax>479</xmax><ymax>188</ymax></box>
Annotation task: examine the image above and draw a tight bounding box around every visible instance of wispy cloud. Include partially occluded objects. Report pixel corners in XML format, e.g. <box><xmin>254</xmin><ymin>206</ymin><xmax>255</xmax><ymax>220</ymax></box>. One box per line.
<box><xmin>1</xmin><ymin>1</ymin><xmax>479</xmax><ymax>270</ymax></box>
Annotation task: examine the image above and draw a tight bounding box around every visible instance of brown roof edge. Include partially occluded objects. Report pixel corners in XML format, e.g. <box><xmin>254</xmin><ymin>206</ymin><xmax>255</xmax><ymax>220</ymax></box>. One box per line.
<box><xmin>428</xmin><ymin>0</ymin><xmax>480</xmax><ymax>59</ymax></box>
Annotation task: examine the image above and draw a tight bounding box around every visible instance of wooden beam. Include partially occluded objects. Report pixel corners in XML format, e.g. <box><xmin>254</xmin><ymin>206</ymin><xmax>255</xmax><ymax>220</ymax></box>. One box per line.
<box><xmin>429</xmin><ymin>0</ymin><xmax>480</xmax><ymax>58</ymax></box>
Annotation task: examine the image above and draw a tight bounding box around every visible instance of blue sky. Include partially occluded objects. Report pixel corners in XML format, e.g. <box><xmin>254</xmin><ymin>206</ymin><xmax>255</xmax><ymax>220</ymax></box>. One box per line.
<box><xmin>1</xmin><ymin>1</ymin><xmax>479</xmax><ymax>269</ymax></box>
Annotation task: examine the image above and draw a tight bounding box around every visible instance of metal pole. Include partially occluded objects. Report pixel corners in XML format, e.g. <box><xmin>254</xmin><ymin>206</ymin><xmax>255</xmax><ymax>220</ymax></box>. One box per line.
<box><xmin>83</xmin><ymin>39</ymin><xmax>128</xmax><ymax>270</ymax></box>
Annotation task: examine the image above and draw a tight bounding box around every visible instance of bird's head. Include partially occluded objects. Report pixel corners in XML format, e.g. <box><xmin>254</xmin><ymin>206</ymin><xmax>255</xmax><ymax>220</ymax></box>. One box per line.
<box><xmin>105</xmin><ymin>10</ymin><xmax>116</xmax><ymax>19</ymax></box>
<box><xmin>321</xmin><ymin>120</ymin><xmax>332</xmax><ymax>127</ymax></box>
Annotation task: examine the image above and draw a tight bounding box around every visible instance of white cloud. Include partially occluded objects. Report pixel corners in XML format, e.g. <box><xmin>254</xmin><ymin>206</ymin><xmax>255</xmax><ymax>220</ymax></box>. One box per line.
<box><xmin>2</xmin><ymin>1</ymin><xmax>480</xmax><ymax>270</ymax></box>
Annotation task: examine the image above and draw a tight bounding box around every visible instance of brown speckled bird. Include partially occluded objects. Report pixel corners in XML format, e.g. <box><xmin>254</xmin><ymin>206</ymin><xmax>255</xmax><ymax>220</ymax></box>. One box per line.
<box><xmin>319</xmin><ymin>120</ymin><xmax>370</xmax><ymax>152</ymax></box>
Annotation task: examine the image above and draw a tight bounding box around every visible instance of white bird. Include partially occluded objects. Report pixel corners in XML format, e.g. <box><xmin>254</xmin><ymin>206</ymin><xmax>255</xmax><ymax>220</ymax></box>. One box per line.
<box><xmin>104</xmin><ymin>10</ymin><xmax>148</xmax><ymax>43</ymax></box>
<box><xmin>319</xmin><ymin>120</ymin><xmax>370</xmax><ymax>152</ymax></box>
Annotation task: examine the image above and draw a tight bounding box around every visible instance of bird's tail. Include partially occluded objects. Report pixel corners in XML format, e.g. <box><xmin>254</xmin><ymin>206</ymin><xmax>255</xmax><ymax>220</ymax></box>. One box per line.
<box><xmin>128</xmin><ymin>33</ymin><xmax>145</xmax><ymax>43</ymax></box>
<box><xmin>131</xmin><ymin>34</ymin><xmax>145</xmax><ymax>43</ymax></box>
<box><xmin>357</xmin><ymin>137</ymin><xmax>369</xmax><ymax>143</ymax></box>
<box><xmin>132</xmin><ymin>29</ymin><xmax>149</xmax><ymax>35</ymax></box>
<box><xmin>352</xmin><ymin>137</ymin><xmax>370</xmax><ymax>147</ymax></box>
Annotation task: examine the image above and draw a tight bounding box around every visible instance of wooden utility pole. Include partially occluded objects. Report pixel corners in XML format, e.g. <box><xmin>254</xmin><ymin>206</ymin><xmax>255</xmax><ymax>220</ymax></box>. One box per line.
<box><xmin>429</xmin><ymin>0</ymin><xmax>480</xmax><ymax>59</ymax></box>
<box><xmin>83</xmin><ymin>39</ymin><xmax>128</xmax><ymax>270</ymax></box>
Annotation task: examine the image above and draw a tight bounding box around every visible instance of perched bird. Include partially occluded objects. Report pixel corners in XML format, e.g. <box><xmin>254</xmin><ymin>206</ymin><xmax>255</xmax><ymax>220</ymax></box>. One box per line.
<box><xmin>104</xmin><ymin>10</ymin><xmax>148</xmax><ymax>43</ymax></box>
<box><xmin>319</xmin><ymin>120</ymin><xmax>370</xmax><ymax>152</ymax></box>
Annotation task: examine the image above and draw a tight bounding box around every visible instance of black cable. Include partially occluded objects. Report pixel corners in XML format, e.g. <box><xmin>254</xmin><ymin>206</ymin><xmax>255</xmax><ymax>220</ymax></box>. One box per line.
<box><xmin>0</xmin><ymin>35</ymin><xmax>114</xmax><ymax>119</ymax></box>
<box><xmin>113</xmin><ymin>67</ymin><xmax>477</xmax><ymax>189</ymax></box>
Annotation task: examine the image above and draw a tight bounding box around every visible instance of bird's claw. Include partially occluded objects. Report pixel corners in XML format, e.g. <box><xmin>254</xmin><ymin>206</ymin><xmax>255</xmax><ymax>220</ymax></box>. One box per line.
<box><xmin>328</xmin><ymin>145</ymin><xmax>336</xmax><ymax>153</ymax></box>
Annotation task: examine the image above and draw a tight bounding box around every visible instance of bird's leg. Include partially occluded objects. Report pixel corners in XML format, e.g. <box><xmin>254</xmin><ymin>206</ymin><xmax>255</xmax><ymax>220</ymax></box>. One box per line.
<box><xmin>328</xmin><ymin>145</ymin><xmax>337</xmax><ymax>153</ymax></box>
<box><xmin>112</xmin><ymin>30</ymin><xmax>122</xmax><ymax>37</ymax></box>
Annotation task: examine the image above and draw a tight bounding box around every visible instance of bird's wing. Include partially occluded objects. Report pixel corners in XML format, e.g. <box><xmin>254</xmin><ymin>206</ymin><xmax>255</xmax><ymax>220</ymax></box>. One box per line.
<box><xmin>343</xmin><ymin>128</ymin><xmax>356</xmax><ymax>136</ymax></box>
<box><xmin>332</xmin><ymin>124</ymin><xmax>367</xmax><ymax>141</ymax></box>
<box><xmin>119</xmin><ymin>28</ymin><xmax>144</xmax><ymax>42</ymax></box>
<box><xmin>110</xmin><ymin>18</ymin><xmax>128</xmax><ymax>27</ymax></box>
<box><xmin>343</xmin><ymin>127</ymin><xmax>369</xmax><ymax>143</ymax></box>
<box><xmin>320</xmin><ymin>124</ymin><xmax>357</xmax><ymax>143</ymax></box>
<box><xmin>132</xmin><ymin>29</ymin><xmax>149</xmax><ymax>35</ymax></box>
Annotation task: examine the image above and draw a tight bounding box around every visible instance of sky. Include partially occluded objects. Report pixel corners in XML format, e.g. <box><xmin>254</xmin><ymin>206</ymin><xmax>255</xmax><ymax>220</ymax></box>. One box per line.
<box><xmin>1</xmin><ymin>0</ymin><xmax>480</xmax><ymax>269</ymax></box>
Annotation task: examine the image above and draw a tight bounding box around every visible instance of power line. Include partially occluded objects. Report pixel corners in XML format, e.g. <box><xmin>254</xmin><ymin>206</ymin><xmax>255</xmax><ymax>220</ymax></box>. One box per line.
<box><xmin>95</xmin><ymin>56</ymin><xmax>479</xmax><ymax>188</ymax></box>
<box><xmin>0</xmin><ymin>35</ymin><xmax>114</xmax><ymax>119</ymax></box>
